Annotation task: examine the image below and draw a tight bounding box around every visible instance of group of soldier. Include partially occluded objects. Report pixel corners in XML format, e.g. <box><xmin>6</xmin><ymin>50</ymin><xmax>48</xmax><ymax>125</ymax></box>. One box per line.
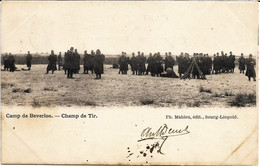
<box><xmin>116</xmin><ymin>51</ymin><xmax>256</xmax><ymax>81</ymax></box>
<box><xmin>1</xmin><ymin>50</ymin><xmax>256</xmax><ymax>81</ymax></box>
<box><xmin>212</xmin><ymin>51</ymin><xmax>236</xmax><ymax>74</ymax></box>
<box><xmin>45</xmin><ymin>47</ymin><xmax>105</xmax><ymax>79</ymax></box>
<box><xmin>118</xmin><ymin>52</ymin><xmax>176</xmax><ymax>77</ymax></box>
<box><xmin>2</xmin><ymin>53</ymin><xmax>16</xmax><ymax>72</ymax></box>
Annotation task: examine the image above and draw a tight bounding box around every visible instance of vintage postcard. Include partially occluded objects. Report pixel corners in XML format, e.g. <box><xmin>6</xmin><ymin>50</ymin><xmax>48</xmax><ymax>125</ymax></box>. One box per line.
<box><xmin>1</xmin><ymin>1</ymin><xmax>258</xmax><ymax>165</ymax></box>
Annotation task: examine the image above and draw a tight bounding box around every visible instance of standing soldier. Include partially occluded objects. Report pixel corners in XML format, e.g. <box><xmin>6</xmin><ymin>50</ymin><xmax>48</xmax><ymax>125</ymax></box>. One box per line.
<box><xmin>74</xmin><ymin>49</ymin><xmax>80</xmax><ymax>74</ymax></box>
<box><xmin>245</xmin><ymin>54</ymin><xmax>256</xmax><ymax>81</ymax></box>
<box><xmin>83</xmin><ymin>50</ymin><xmax>92</xmax><ymax>74</ymax></box>
<box><xmin>58</xmin><ymin>52</ymin><xmax>63</xmax><ymax>71</ymax></box>
<box><xmin>8</xmin><ymin>53</ymin><xmax>16</xmax><ymax>72</ymax></box>
<box><xmin>141</xmin><ymin>52</ymin><xmax>146</xmax><ymax>75</ymax></box>
<box><xmin>63</xmin><ymin>51</ymin><xmax>68</xmax><ymax>74</ymax></box>
<box><xmin>130</xmin><ymin>52</ymin><xmax>137</xmax><ymax>75</ymax></box>
<box><xmin>167</xmin><ymin>52</ymin><xmax>175</xmax><ymax>71</ymax></box>
<box><xmin>46</xmin><ymin>50</ymin><xmax>57</xmax><ymax>74</ymax></box>
<box><xmin>118</xmin><ymin>52</ymin><xmax>128</xmax><ymax>74</ymax></box>
<box><xmin>238</xmin><ymin>53</ymin><xmax>246</xmax><ymax>73</ymax></box>
<box><xmin>3</xmin><ymin>53</ymin><xmax>8</xmax><ymax>71</ymax></box>
<box><xmin>155</xmin><ymin>52</ymin><xmax>163</xmax><ymax>76</ymax></box>
<box><xmin>94</xmin><ymin>49</ymin><xmax>105</xmax><ymax>79</ymax></box>
<box><xmin>66</xmin><ymin>47</ymin><xmax>76</xmax><ymax>78</ymax></box>
<box><xmin>26</xmin><ymin>51</ymin><xmax>32</xmax><ymax>70</ymax></box>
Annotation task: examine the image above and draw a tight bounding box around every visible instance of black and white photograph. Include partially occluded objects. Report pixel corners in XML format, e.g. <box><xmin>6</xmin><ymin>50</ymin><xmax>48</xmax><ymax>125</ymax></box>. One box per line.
<box><xmin>1</xmin><ymin>1</ymin><xmax>258</xmax><ymax>165</ymax></box>
<box><xmin>1</xmin><ymin>1</ymin><xmax>257</xmax><ymax>108</ymax></box>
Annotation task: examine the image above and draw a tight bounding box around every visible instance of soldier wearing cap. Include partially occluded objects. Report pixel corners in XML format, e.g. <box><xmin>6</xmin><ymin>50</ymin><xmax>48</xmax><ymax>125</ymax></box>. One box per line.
<box><xmin>238</xmin><ymin>53</ymin><xmax>246</xmax><ymax>73</ymax></box>
<box><xmin>46</xmin><ymin>50</ymin><xmax>57</xmax><ymax>74</ymax></box>
<box><xmin>26</xmin><ymin>51</ymin><xmax>32</xmax><ymax>70</ymax></box>
<box><xmin>8</xmin><ymin>53</ymin><xmax>15</xmax><ymax>72</ymax></box>
<box><xmin>94</xmin><ymin>49</ymin><xmax>105</xmax><ymax>79</ymax></box>
<box><xmin>3</xmin><ymin>53</ymin><xmax>8</xmax><ymax>71</ymax></box>
<box><xmin>245</xmin><ymin>54</ymin><xmax>256</xmax><ymax>81</ymax></box>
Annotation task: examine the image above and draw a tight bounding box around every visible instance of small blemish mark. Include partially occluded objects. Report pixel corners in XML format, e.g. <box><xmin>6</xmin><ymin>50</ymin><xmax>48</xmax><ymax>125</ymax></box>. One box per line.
<box><xmin>13</xmin><ymin>127</ymin><xmax>15</xmax><ymax>129</ymax></box>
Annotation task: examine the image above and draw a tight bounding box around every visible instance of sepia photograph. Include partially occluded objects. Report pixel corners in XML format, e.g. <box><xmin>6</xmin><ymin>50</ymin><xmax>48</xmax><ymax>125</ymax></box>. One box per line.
<box><xmin>1</xmin><ymin>1</ymin><xmax>257</xmax><ymax>108</ymax></box>
<box><xmin>1</xmin><ymin>1</ymin><xmax>258</xmax><ymax>165</ymax></box>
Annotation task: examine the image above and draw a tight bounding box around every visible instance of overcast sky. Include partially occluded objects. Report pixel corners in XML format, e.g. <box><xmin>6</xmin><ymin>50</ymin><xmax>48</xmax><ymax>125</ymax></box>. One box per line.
<box><xmin>1</xmin><ymin>1</ymin><xmax>258</xmax><ymax>55</ymax></box>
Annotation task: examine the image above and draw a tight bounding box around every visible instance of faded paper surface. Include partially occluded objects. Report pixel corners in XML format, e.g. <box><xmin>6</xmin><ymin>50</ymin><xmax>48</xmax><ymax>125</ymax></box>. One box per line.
<box><xmin>1</xmin><ymin>1</ymin><xmax>259</xmax><ymax>165</ymax></box>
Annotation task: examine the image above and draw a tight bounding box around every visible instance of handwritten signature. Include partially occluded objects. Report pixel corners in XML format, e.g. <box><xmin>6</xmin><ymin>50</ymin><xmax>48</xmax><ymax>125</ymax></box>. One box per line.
<box><xmin>127</xmin><ymin>124</ymin><xmax>190</xmax><ymax>161</ymax></box>
<box><xmin>139</xmin><ymin>124</ymin><xmax>190</xmax><ymax>154</ymax></box>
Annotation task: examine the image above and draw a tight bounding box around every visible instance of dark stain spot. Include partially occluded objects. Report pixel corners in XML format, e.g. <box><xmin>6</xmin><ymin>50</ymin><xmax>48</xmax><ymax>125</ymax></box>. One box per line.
<box><xmin>143</xmin><ymin>153</ymin><xmax>147</xmax><ymax>157</ymax></box>
<box><xmin>13</xmin><ymin>127</ymin><xmax>15</xmax><ymax>129</ymax></box>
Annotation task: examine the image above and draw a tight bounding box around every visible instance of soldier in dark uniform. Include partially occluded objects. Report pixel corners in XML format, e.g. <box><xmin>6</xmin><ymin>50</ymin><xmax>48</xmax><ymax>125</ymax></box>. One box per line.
<box><xmin>150</xmin><ymin>54</ymin><xmax>158</xmax><ymax>76</ymax></box>
<box><xmin>146</xmin><ymin>53</ymin><xmax>153</xmax><ymax>75</ymax></box>
<box><xmin>227</xmin><ymin>52</ymin><xmax>235</xmax><ymax>73</ymax></box>
<box><xmin>58</xmin><ymin>52</ymin><xmax>62</xmax><ymax>70</ymax></box>
<box><xmin>118</xmin><ymin>52</ymin><xmax>129</xmax><ymax>74</ymax></box>
<box><xmin>136</xmin><ymin>51</ymin><xmax>143</xmax><ymax>75</ymax></box>
<box><xmin>215</xmin><ymin>52</ymin><xmax>221</xmax><ymax>74</ymax></box>
<box><xmin>66</xmin><ymin>47</ymin><xmax>76</xmax><ymax>78</ymax></box>
<box><xmin>94</xmin><ymin>49</ymin><xmax>105</xmax><ymax>79</ymax></box>
<box><xmin>118</xmin><ymin>52</ymin><xmax>124</xmax><ymax>74</ymax></box>
<box><xmin>8</xmin><ymin>53</ymin><xmax>15</xmax><ymax>72</ymax></box>
<box><xmin>165</xmin><ymin>52</ymin><xmax>175</xmax><ymax>71</ymax></box>
<box><xmin>90</xmin><ymin>50</ymin><xmax>96</xmax><ymax>73</ymax></box>
<box><xmin>83</xmin><ymin>50</ymin><xmax>91</xmax><ymax>74</ymax></box>
<box><xmin>245</xmin><ymin>54</ymin><xmax>256</xmax><ymax>81</ymax></box>
<box><xmin>26</xmin><ymin>51</ymin><xmax>32</xmax><ymax>70</ymax></box>
<box><xmin>230</xmin><ymin>52</ymin><xmax>235</xmax><ymax>73</ymax></box>
<box><xmin>46</xmin><ymin>50</ymin><xmax>57</xmax><ymax>74</ymax></box>
<box><xmin>63</xmin><ymin>51</ymin><xmax>68</xmax><ymax>74</ymax></box>
<box><xmin>130</xmin><ymin>53</ymin><xmax>137</xmax><ymax>75</ymax></box>
<box><xmin>74</xmin><ymin>49</ymin><xmax>80</xmax><ymax>74</ymax></box>
<box><xmin>141</xmin><ymin>52</ymin><xmax>146</xmax><ymax>75</ymax></box>
<box><xmin>238</xmin><ymin>53</ymin><xmax>246</xmax><ymax>73</ymax></box>
<box><xmin>3</xmin><ymin>53</ymin><xmax>8</xmax><ymax>71</ymax></box>
<box><xmin>155</xmin><ymin>52</ymin><xmax>163</xmax><ymax>76</ymax></box>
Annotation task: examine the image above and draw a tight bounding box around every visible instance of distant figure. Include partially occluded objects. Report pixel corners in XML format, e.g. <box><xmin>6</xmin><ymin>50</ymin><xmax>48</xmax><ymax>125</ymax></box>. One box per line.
<box><xmin>238</xmin><ymin>53</ymin><xmax>246</xmax><ymax>74</ymax></box>
<box><xmin>26</xmin><ymin>51</ymin><xmax>32</xmax><ymax>70</ymax></box>
<box><xmin>245</xmin><ymin>54</ymin><xmax>256</xmax><ymax>81</ymax></box>
<box><xmin>58</xmin><ymin>52</ymin><xmax>63</xmax><ymax>70</ymax></box>
<box><xmin>3</xmin><ymin>53</ymin><xmax>9</xmax><ymax>71</ymax></box>
<box><xmin>46</xmin><ymin>50</ymin><xmax>57</xmax><ymax>74</ymax></box>
<box><xmin>8</xmin><ymin>53</ymin><xmax>15</xmax><ymax>72</ymax></box>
